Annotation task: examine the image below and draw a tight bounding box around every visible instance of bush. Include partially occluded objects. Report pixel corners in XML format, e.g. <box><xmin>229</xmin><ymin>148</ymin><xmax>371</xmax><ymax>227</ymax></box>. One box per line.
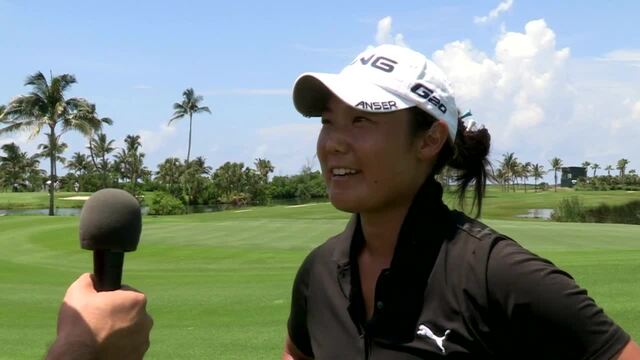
<box><xmin>148</xmin><ymin>191</ymin><xmax>185</xmax><ymax>215</ymax></box>
<box><xmin>552</xmin><ymin>197</ymin><xmax>640</xmax><ymax>224</ymax></box>
<box><xmin>551</xmin><ymin>197</ymin><xmax>586</xmax><ymax>222</ymax></box>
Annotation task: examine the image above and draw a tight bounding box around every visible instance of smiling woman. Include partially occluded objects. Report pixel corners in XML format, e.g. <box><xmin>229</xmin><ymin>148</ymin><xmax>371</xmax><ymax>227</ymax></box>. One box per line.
<box><xmin>281</xmin><ymin>44</ymin><xmax>639</xmax><ymax>359</ymax></box>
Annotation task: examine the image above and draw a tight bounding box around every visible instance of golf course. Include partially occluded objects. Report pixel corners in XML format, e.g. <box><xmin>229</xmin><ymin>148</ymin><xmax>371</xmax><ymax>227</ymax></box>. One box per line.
<box><xmin>0</xmin><ymin>189</ymin><xmax>639</xmax><ymax>359</ymax></box>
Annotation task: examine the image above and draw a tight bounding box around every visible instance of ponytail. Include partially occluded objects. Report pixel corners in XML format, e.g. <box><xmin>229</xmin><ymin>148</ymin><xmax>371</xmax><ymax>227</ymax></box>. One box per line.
<box><xmin>410</xmin><ymin>108</ymin><xmax>491</xmax><ymax>217</ymax></box>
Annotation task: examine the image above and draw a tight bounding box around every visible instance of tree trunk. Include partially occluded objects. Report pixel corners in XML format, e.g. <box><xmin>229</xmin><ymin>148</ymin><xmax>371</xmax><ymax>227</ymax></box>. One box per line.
<box><xmin>554</xmin><ymin>170</ymin><xmax>558</xmax><ymax>192</ymax></box>
<box><xmin>187</xmin><ymin>113</ymin><xmax>193</xmax><ymax>163</ymax></box>
<box><xmin>48</xmin><ymin>130</ymin><xmax>56</xmax><ymax>216</ymax></box>
<box><xmin>88</xmin><ymin>134</ymin><xmax>98</xmax><ymax>171</ymax></box>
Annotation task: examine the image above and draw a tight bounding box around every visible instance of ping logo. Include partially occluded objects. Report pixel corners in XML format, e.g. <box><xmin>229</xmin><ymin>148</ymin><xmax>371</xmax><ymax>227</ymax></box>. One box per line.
<box><xmin>410</xmin><ymin>83</ymin><xmax>447</xmax><ymax>114</ymax></box>
<box><xmin>355</xmin><ymin>100</ymin><xmax>398</xmax><ymax>111</ymax></box>
<box><xmin>355</xmin><ymin>54</ymin><xmax>398</xmax><ymax>73</ymax></box>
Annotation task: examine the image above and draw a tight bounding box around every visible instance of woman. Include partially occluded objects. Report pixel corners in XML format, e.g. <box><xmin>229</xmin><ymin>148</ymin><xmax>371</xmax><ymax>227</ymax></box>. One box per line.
<box><xmin>283</xmin><ymin>44</ymin><xmax>638</xmax><ymax>359</ymax></box>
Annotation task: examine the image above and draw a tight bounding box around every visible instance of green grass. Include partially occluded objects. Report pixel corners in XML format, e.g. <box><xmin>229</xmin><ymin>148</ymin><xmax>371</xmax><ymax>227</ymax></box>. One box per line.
<box><xmin>0</xmin><ymin>202</ymin><xmax>639</xmax><ymax>359</ymax></box>
<box><xmin>0</xmin><ymin>191</ymin><xmax>90</xmax><ymax>209</ymax></box>
<box><xmin>445</xmin><ymin>186</ymin><xmax>640</xmax><ymax>220</ymax></box>
<box><xmin>2</xmin><ymin>187</ymin><xmax>640</xmax><ymax>221</ymax></box>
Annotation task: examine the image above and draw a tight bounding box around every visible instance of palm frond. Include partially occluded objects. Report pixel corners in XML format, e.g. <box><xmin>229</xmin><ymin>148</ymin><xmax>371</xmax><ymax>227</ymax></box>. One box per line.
<box><xmin>24</xmin><ymin>72</ymin><xmax>49</xmax><ymax>98</ymax></box>
<box><xmin>0</xmin><ymin>120</ymin><xmax>38</xmax><ymax>135</ymax></box>
<box><xmin>194</xmin><ymin>106</ymin><xmax>212</xmax><ymax>114</ymax></box>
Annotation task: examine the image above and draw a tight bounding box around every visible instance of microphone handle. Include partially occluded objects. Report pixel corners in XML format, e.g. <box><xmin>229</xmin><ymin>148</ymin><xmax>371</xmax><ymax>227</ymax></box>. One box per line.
<box><xmin>93</xmin><ymin>250</ymin><xmax>124</xmax><ymax>291</ymax></box>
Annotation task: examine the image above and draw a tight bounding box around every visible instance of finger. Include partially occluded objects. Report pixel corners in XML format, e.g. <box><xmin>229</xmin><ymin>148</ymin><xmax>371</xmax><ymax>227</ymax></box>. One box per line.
<box><xmin>66</xmin><ymin>273</ymin><xmax>97</xmax><ymax>297</ymax></box>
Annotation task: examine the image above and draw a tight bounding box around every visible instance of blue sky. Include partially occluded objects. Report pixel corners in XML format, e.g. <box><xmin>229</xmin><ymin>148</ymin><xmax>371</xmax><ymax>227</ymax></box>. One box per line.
<box><xmin>1</xmin><ymin>0</ymin><xmax>639</xmax><ymax>181</ymax></box>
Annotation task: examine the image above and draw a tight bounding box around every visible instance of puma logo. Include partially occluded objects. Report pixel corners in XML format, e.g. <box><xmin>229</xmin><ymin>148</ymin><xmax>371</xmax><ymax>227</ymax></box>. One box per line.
<box><xmin>417</xmin><ymin>324</ymin><xmax>451</xmax><ymax>354</ymax></box>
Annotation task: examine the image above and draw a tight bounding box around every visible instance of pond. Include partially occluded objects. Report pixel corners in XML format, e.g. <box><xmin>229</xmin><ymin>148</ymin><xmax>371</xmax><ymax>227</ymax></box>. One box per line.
<box><xmin>515</xmin><ymin>208</ymin><xmax>554</xmax><ymax>220</ymax></box>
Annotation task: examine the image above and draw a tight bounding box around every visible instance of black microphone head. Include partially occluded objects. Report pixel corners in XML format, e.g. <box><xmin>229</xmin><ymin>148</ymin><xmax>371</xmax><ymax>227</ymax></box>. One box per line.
<box><xmin>79</xmin><ymin>188</ymin><xmax>142</xmax><ymax>252</ymax></box>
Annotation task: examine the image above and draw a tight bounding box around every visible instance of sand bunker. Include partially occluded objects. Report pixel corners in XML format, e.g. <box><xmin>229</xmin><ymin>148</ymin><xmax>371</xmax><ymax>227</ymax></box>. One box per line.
<box><xmin>59</xmin><ymin>196</ymin><xmax>91</xmax><ymax>200</ymax></box>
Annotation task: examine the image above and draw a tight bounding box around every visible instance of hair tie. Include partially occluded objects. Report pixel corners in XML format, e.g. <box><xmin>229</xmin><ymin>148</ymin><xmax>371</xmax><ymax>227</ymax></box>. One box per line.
<box><xmin>459</xmin><ymin>109</ymin><xmax>480</xmax><ymax>132</ymax></box>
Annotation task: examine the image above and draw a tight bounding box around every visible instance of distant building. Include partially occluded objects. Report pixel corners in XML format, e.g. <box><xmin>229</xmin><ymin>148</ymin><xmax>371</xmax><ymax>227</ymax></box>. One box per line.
<box><xmin>560</xmin><ymin>166</ymin><xmax>587</xmax><ymax>187</ymax></box>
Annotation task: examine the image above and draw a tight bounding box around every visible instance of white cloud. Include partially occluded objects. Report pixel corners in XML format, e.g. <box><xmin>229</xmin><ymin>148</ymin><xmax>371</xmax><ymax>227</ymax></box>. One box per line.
<box><xmin>137</xmin><ymin>124</ymin><xmax>177</xmax><ymax>154</ymax></box>
<box><xmin>375</xmin><ymin>16</ymin><xmax>407</xmax><ymax>47</ymax></box>
<box><xmin>429</xmin><ymin>18</ymin><xmax>640</xmax><ymax>171</ymax></box>
<box><xmin>632</xmin><ymin>100</ymin><xmax>640</xmax><ymax>120</ymax></box>
<box><xmin>433</xmin><ymin>19</ymin><xmax>570</xmax><ymax>140</ymax></box>
<box><xmin>599</xmin><ymin>49</ymin><xmax>640</xmax><ymax>63</ymax></box>
<box><xmin>0</xmin><ymin>132</ymin><xmax>30</xmax><ymax>147</ymax></box>
<box><xmin>474</xmin><ymin>0</ymin><xmax>514</xmax><ymax>24</ymax></box>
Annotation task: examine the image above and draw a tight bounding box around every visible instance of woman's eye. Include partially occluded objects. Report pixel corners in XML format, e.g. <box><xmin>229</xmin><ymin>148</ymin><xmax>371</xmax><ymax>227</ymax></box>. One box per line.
<box><xmin>353</xmin><ymin>116</ymin><xmax>371</xmax><ymax>124</ymax></box>
<box><xmin>321</xmin><ymin>118</ymin><xmax>331</xmax><ymax>125</ymax></box>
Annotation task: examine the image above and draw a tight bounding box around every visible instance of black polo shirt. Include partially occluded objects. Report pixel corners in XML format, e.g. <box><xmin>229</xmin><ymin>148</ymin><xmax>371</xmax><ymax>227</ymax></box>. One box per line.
<box><xmin>288</xmin><ymin>179</ymin><xmax>629</xmax><ymax>359</ymax></box>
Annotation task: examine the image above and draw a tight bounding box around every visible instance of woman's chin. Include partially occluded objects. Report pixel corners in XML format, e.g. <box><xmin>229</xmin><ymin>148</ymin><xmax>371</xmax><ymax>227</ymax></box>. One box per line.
<box><xmin>328</xmin><ymin>193</ymin><xmax>364</xmax><ymax>213</ymax></box>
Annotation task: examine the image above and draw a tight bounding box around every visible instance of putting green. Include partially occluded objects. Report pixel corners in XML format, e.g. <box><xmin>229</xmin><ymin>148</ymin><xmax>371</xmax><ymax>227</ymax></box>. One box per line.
<box><xmin>0</xmin><ymin>203</ymin><xmax>638</xmax><ymax>359</ymax></box>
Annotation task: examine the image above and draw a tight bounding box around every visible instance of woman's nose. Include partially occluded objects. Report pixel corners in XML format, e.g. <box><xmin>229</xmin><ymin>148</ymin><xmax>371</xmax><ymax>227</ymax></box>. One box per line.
<box><xmin>322</xmin><ymin>128</ymin><xmax>349</xmax><ymax>154</ymax></box>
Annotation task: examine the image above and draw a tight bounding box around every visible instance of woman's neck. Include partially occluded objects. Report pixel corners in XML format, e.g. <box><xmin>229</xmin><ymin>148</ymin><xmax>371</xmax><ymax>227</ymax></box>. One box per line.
<box><xmin>359</xmin><ymin>203</ymin><xmax>412</xmax><ymax>261</ymax></box>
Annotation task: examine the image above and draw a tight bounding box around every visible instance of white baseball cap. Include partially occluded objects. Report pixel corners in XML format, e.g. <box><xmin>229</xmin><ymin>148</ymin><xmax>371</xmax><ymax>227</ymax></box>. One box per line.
<box><xmin>293</xmin><ymin>44</ymin><xmax>459</xmax><ymax>140</ymax></box>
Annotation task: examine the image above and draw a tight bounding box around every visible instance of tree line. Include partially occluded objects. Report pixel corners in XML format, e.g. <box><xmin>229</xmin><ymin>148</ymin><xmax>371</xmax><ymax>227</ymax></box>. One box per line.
<box><xmin>2</xmin><ymin>71</ymin><xmax>638</xmax><ymax>216</ymax></box>
<box><xmin>495</xmin><ymin>153</ymin><xmax>637</xmax><ymax>192</ymax></box>
<box><xmin>0</xmin><ymin>71</ymin><xmax>325</xmax><ymax>215</ymax></box>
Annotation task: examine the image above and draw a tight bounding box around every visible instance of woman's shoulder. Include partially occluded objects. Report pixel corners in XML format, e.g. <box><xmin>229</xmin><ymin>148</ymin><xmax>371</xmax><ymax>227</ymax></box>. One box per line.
<box><xmin>448</xmin><ymin>210</ymin><xmax>509</xmax><ymax>244</ymax></box>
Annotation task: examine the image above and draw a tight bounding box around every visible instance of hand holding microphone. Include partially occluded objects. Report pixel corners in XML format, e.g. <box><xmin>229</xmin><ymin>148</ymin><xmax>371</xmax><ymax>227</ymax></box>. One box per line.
<box><xmin>47</xmin><ymin>189</ymin><xmax>153</xmax><ymax>360</ymax></box>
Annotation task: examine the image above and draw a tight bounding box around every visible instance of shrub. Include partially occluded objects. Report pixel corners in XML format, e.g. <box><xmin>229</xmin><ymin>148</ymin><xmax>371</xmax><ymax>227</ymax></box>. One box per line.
<box><xmin>552</xmin><ymin>197</ymin><xmax>640</xmax><ymax>224</ymax></box>
<box><xmin>551</xmin><ymin>197</ymin><xmax>586</xmax><ymax>222</ymax></box>
<box><xmin>148</xmin><ymin>191</ymin><xmax>185</xmax><ymax>215</ymax></box>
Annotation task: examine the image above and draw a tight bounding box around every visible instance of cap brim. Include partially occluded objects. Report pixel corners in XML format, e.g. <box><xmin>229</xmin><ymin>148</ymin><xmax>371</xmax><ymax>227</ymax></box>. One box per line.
<box><xmin>292</xmin><ymin>72</ymin><xmax>413</xmax><ymax>117</ymax></box>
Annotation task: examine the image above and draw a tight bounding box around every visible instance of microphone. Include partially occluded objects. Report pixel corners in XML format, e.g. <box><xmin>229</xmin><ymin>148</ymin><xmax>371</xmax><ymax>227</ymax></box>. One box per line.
<box><xmin>79</xmin><ymin>189</ymin><xmax>142</xmax><ymax>291</ymax></box>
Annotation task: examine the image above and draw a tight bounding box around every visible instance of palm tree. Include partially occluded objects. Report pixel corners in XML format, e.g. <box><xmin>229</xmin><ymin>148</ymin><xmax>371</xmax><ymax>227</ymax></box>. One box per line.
<box><xmin>169</xmin><ymin>88</ymin><xmax>211</xmax><ymax>163</ymax></box>
<box><xmin>36</xmin><ymin>136</ymin><xmax>68</xmax><ymax>193</ymax></box>
<box><xmin>91</xmin><ymin>132</ymin><xmax>116</xmax><ymax>189</ymax></box>
<box><xmin>520</xmin><ymin>162</ymin><xmax>531</xmax><ymax>193</ymax></box>
<box><xmin>531</xmin><ymin>163</ymin><xmax>544</xmax><ymax>192</ymax></box>
<box><xmin>616</xmin><ymin>158</ymin><xmax>630</xmax><ymax>178</ymax></box>
<box><xmin>591</xmin><ymin>163</ymin><xmax>600</xmax><ymax>178</ymax></box>
<box><xmin>156</xmin><ymin>157</ymin><xmax>184</xmax><ymax>196</ymax></box>
<box><xmin>549</xmin><ymin>157</ymin><xmax>563</xmax><ymax>192</ymax></box>
<box><xmin>494</xmin><ymin>167</ymin><xmax>507</xmax><ymax>192</ymax></box>
<box><xmin>0</xmin><ymin>143</ymin><xmax>29</xmax><ymax>191</ymax></box>
<box><xmin>254</xmin><ymin>158</ymin><xmax>275</xmax><ymax>182</ymax></box>
<box><xmin>581</xmin><ymin>161</ymin><xmax>591</xmax><ymax>178</ymax></box>
<box><xmin>66</xmin><ymin>152</ymin><xmax>93</xmax><ymax>191</ymax></box>
<box><xmin>113</xmin><ymin>134</ymin><xmax>147</xmax><ymax>196</ymax></box>
<box><xmin>0</xmin><ymin>72</ymin><xmax>101</xmax><ymax>215</ymax></box>
<box><xmin>76</xmin><ymin>103</ymin><xmax>112</xmax><ymax>169</ymax></box>
<box><xmin>182</xmin><ymin>156</ymin><xmax>213</xmax><ymax>204</ymax></box>
<box><xmin>605</xmin><ymin>165</ymin><xmax>614</xmax><ymax>176</ymax></box>
<box><xmin>500</xmin><ymin>152</ymin><xmax>517</xmax><ymax>192</ymax></box>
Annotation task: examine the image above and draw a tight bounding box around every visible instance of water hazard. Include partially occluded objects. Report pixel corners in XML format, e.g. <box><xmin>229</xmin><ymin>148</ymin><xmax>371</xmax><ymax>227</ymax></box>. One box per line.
<box><xmin>515</xmin><ymin>208</ymin><xmax>554</xmax><ymax>220</ymax></box>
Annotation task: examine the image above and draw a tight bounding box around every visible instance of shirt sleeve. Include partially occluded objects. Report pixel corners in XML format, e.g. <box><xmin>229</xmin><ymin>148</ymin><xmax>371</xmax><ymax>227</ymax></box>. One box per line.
<box><xmin>487</xmin><ymin>238</ymin><xmax>630</xmax><ymax>360</ymax></box>
<box><xmin>287</xmin><ymin>251</ymin><xmax>315</xmax><ymax>358</ymax></box>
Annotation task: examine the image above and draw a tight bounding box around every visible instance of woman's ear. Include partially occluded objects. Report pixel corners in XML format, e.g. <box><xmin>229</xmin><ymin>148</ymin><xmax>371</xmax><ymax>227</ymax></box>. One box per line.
<box><xmin>417</xmin><ymin>121</ymin><xmax>449</xmax><ymax>160</ymax></box>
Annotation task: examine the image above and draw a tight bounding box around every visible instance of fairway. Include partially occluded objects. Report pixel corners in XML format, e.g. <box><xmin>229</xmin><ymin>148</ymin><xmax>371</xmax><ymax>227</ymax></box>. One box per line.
<box><xmin>1</xmin><ymin>203</ymin><xmax>639</xmax><ymax>359</ymax></box>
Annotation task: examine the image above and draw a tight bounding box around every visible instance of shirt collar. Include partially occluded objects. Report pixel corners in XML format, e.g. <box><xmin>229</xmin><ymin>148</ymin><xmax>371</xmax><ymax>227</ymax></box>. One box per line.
<box><xmin>334</xmin><ymin>177</ymin><xmax>455</xmax><ymax>343</ymax></box>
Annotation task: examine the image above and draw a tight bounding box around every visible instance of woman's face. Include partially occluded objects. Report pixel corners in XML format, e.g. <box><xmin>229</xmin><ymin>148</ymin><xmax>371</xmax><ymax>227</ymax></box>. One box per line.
<box><xmin>317</xmin><ymin>95</ymin><xmax>429</xmax><ymax>214</ymax></box>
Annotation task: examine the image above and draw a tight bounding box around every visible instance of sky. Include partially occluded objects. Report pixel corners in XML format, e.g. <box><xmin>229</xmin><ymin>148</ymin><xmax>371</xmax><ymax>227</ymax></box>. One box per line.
<box><xmin>1</xmin><ymin>0</ymin><xmax>639</xmax><ymax>182</ymax></box>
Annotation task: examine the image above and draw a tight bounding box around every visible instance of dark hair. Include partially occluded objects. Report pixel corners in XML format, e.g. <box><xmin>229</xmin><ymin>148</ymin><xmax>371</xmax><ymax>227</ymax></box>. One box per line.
<box><xmin>409</xmin><ymin>107</ymin><xmax>491</xmax><ymax>217</ymax></box>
